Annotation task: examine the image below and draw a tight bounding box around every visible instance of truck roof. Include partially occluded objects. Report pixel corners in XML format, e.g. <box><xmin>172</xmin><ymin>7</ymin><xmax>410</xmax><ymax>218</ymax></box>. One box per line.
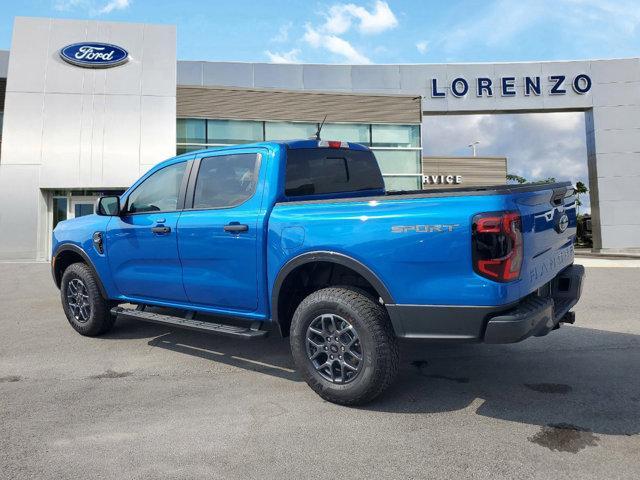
<box><xmin>172</xmin><ymin>139</ymin><xmax>370</xmax><ymax>160</ymax></box>
<box><xmin>152</xmin><ymin>139</ymin><xmax>371</xmax><ymax>177</ymax></box>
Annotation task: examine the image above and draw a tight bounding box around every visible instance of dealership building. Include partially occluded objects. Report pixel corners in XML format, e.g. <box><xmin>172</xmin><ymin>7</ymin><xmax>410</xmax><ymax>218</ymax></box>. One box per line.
<box><xmin>0</xmin><ymin>16</ymin><xmax>638</xmax><ymax>260</ymax></box>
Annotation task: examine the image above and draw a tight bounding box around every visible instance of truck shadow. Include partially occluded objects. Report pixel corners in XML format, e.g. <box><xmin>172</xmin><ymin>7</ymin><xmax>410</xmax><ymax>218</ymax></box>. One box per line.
<box><xmin>105</xmin><ymin>315</ymin><xmax>299</xmax><ymax>382</ymax></box>
<box><xmin>110</xmin><ymin>318</ymin><xmax>640</xmax><ymax>436</ymax></box>
<box><xmin>148</xmin><ymin>331</ymin><xmax>299</xmax><ymax>381</ymax></box>
<box><xmin>369</xmin><ymin>326</ymin><xmax>640</xmax><ymax>436</ymax></box>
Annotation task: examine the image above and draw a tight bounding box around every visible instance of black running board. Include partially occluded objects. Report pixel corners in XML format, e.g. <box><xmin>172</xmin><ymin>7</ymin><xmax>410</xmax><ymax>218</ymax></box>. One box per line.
<box><xmin>111</xmin><ymin>307</ymin><xmax>268</xmax><ymax>340</ymax></box>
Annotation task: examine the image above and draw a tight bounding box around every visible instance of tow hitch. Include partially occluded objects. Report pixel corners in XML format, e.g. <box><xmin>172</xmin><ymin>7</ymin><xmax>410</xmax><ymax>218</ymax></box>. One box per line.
<box><xmin>559</xmin><ymin>311</ymin><xmax>576</xmax><ymax>325</ymax></box>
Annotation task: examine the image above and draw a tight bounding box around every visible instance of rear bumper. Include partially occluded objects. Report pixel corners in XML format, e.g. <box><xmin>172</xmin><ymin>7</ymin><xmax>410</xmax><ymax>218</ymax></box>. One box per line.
<box><xmin>484</xmin><ymin>263</ymin><xmax>584</xmax><ymax>343</ymax></box>
<box><xmin>386</xmin><ymin>264</ymin><xmax>585</xmax><ymax>343</ymax></box>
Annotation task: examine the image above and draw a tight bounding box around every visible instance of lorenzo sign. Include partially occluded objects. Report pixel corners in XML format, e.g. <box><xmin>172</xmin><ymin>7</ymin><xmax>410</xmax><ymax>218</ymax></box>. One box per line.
<box><xmin>59</xmin><ymin>42</ymin><xmax>129</xmax><ymax>68</ymax></box>
<box><xmin>431</xmin><ymin>74</ymin><xmax>592</xmax><ymax>98</ymax></box>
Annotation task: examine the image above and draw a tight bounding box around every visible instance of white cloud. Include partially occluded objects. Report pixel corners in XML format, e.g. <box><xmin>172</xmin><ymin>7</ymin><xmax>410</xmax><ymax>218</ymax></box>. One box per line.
<box><xmin>54</xmin><ymin>0</ymin><xmax>86</xmax><ymax>10</ymax></box>
<box><xmin>322</xmin><ymin>34</ymin><xmax>371</xmax><ymax>64</ymax></box>
<box><xmin>265</xmin><ymin>48</ymin><xmax>301</xmax><ymax>63</ymax></box>
<box><xmin>527</xmin><ymin>112</ymin><xmax>583</xmax><ymax>132</ymax></box>
<box><xmin>272</xmin><ymin>22</ymin><xmax>292</xmax><ymax>43</ymax></box>
<box><xmin>303</xmin><ymin>25</ymin><xmax>322</xmax><ymax>48</ymax></box>
<box><xmin>98</xmin><ymin>0</ymin><xmax>130</xmax><ymax>14</ymax></box>
<box><xmin>416</xmin><ymin>40</ymin><xmax>428</xmax><ymax>54</ymax></box>
<box><xmin>296</xmin><ymin>1</ymin><xmax>398</xmax><ymax>63</ymax></box>
<box><xmin>303</xmin><ymin>24</ymin><xmax>371</xmax><ymax>64</ymax></box>
<box><xmin>422</xmin><ymin>112</ymin><xmax>591</xmax><ymax>210</ymax></box>
<box><xmin>323</xmin><ymin>6</ymin><xmax>353</xmax><ymax>35</ymax></box>
<box><xmin>54</xmin><ymin>0</ymin><xmax>131</xmax><ymax>15</ymax></box>
<box><xmin>324</xmin><ymin>1</ymin><xmax>398</xmax><ymax>35</ymax></box>
<box><xmin>263</xmin><ymin>2</ymin><xmax>397</xmax><ymax>64</ymax></box>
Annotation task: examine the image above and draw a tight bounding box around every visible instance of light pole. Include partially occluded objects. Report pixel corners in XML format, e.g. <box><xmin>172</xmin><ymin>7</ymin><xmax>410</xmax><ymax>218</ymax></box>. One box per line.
<box><xmin>467</xmin><ymin>141</ymin><xmax>479</xmax><ymax>157</ymax></box>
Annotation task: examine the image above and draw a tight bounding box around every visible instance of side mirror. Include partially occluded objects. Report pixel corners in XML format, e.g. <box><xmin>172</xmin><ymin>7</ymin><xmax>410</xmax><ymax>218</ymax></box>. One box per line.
<box><xmin>97</xmin><ymin>196</ymin><xmax>121</xmax><ymax>216</ymax></box>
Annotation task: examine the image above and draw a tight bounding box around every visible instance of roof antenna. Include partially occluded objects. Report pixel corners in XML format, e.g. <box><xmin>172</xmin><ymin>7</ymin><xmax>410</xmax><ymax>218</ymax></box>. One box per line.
<box><xmin>315</xmin><ymin>115</ymin><xmax>328</xmax><ymax>141</ymax></box>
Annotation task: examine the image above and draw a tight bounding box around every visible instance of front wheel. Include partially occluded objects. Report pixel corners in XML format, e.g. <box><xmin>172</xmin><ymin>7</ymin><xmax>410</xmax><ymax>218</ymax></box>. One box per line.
<box><xmin>290</xmin><ymin>287</ymin><xmax>399</xmax><ymax>405</ymax></box>
<box><xmin>61</xmin><ymin>262</ymin><xmax>115</xmax><ymax>336</ymax></box>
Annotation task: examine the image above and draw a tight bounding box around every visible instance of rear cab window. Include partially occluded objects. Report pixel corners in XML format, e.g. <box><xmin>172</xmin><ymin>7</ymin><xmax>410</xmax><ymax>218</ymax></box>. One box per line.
<box><xmin>284</xmin><ymin>147</ymin><xmax>384</xmax><ymax>199</ymax></box>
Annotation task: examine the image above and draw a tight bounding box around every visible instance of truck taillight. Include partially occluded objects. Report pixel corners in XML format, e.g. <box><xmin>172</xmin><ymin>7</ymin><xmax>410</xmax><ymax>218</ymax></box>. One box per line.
<box><xmin>472</xmin><ymin>211</ymin><xmax>523</xmax><ymax>282</ymax></box>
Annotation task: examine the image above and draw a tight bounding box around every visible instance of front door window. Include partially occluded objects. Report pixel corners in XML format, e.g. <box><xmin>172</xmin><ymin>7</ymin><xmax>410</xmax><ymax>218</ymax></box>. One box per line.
<box><xmin>125</xmin><ymin>162</ymin><xmax>186</xmax><ymax>214</ymax></box>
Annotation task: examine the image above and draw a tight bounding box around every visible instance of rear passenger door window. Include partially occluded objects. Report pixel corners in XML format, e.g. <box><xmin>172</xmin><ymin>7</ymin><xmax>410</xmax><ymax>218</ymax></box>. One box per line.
<box><xmin>191</xmin><ymin>153</ymin><xmax>260</xmax><ymax>209</ymax></box>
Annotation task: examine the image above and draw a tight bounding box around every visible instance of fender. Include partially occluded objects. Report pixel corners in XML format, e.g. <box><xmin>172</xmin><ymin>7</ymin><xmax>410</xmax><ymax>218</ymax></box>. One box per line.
<box><xmin>271</xmin><ymin>251</ymin><xmax>394</xmax><ymax>325</ymax></box>
<box><xmin>52</xmin><ymin>243</ymin><xmax>108</xmax><ymax>298</ymax></box>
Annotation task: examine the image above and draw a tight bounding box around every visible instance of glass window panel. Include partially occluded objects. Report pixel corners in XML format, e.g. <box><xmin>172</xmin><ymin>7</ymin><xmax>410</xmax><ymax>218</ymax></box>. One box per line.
<box><xmin>207</xmin><ymin>120</ymin><xmax>263</xmax><ymax>144</ymax></box>
<box><xmin>371</xmin><ymin>124</ymin><xmax>420</xmax><ymax>147</ymax></box>
<box><xmin>52</xmin><ymin>197</ymin><xmax>67</xmax><ymax>229</ymax></box>
<box><xmin>177</xmin><ymin>145</ymin><xmax>205</xmax><ymax>155</ymax></box>
<box><xmin>74</xmin><ymin>203</ymin><xmax>94</xmax><ymax>217</ymax></box>
<box><xmin>373</xmin><ymin>150</ymin><xmax>421</xmax><ymax>174</ymax></box>
<box><xmin>126</xmin><ymin>162</ymin><xmax>187</xmax><ymax>213</ymax></box>
<box><xmin>383</xmin><ymin>176</ymin><xmax>421</xmax><ymax>191</ymax></box>
<box><xmin>177</xmin><ymin>119</ymin><xmax>206</xmax><ymax>144</ymax></box>
<box><xmin>178</xmin><ymin>145</ymin><xmax>226</xmax><ymax>156</ymax></box>
<box><xmin>193</xmin><ymin>154</ymin><xmax>259</xmax><ymax>209</ymax></box>
<box><xmin>320</xmin><ymin>123</ymin><xmax>370</xmax><ymax>144</ymax></box>
<box><xmin>285</xmin><ymin>149</ymin><xmax>384</xmax><ymax>197</ymax></box>
<box><xmin>74</xmin><ymin>189</ymin><xmax>125</xmax><ymax>197</ymax></box>
<box><xmin>265</xmin><ymin>122</ymin><xmax>317</xmax><ymax>140</ymax></box>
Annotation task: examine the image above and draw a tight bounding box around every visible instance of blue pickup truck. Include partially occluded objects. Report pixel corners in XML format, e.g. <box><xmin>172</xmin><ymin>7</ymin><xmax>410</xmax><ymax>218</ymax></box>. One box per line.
<box><xmin>52</xmin><ymin>139</ymin><xmax>584</xmax><ymax>405</ymax></box>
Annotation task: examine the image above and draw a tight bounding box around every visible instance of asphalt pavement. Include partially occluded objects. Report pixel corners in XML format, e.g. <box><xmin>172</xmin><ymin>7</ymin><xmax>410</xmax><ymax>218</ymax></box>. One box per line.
<box><xmin>1</xmin><ymin>262</ymin><xmax>639</xmax><ymax>479</ymax></box>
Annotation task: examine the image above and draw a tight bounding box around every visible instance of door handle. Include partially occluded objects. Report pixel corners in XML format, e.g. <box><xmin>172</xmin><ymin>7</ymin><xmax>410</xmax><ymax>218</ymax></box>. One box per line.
<box><xmin>151</xmin><ymin>226</ymin><xmax>171</xmax><ymax>234</ymax></box>
<box><xmin>224</xmin><ymin>223</ymin><xmax>249</xmax><ymax>233</ymax></box>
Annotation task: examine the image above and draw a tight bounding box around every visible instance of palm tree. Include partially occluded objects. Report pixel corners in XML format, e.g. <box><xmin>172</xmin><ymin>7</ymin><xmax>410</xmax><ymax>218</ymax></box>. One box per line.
<box><xmin>507</xmin><ymin>174</ymin><xmax>527</xmax><ymax>184</ymax></box>
<box><xmin>575</xmin><ymin>181</ymin><xmax>588</xmax><ymax>217</ymax></box>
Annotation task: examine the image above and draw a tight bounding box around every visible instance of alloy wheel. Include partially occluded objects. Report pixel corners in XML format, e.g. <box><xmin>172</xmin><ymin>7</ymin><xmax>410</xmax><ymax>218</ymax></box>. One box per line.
<box><xmin>66</xmin><ymin>278</ymin><xmax>91</xmax><ymax>323</ymax></box>
<box><xmin>305</xmin><ymin>313</ymin><xmax>363</xmax><ymax>384</ymax></box>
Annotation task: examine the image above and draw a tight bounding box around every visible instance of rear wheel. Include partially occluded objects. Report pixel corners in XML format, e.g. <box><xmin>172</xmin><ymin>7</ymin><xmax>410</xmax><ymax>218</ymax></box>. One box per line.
<box><xmin>290</xmin><ymin>287</ymin><xmax>399</xmax><ymax>405</ymax></box>
<box><xmin>61</xmin><ymin>262</ymin><xmax>115</xmax><ymax>336</ymax></box>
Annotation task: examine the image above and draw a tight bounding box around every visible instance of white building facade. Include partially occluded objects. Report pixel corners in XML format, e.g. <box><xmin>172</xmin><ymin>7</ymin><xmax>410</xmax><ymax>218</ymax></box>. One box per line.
<box><xmin>0</xmin><ymin>16</ymin><xmax>638</xmax><ymax>260</ymax></box>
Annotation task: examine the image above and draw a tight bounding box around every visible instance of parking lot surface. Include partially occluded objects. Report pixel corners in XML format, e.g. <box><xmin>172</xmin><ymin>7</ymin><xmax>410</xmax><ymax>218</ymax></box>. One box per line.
<box><xmin>1</xmin><ymin>262</ymin><xmax>639</xmax><ymax>479</ymax></box>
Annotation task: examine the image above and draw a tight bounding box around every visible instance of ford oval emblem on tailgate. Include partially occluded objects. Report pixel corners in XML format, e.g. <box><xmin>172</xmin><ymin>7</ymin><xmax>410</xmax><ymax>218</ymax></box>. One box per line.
<box><xmin>556</xmin><ymin>213</ymin><xmax>569</xmax><ymax>233</ymax></box>
<box><xmin>60</xmin><ymin>42</ymin><xmax>129</xmax><ymax>68</ymax></box>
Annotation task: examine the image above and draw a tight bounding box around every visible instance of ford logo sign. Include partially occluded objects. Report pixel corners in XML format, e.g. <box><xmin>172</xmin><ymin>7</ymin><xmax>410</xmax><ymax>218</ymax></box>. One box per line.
<box><xmin>59</xmin><ymin>42</ymin><xmax>129</xmax><ymax>68</ymax></box>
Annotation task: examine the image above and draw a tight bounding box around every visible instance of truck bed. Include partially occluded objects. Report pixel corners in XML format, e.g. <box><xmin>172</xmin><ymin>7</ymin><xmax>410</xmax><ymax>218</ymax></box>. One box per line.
<box><xmin>269</xmin><ymin>181</ymin><xmax>577</xmax><ymax>309</ymax></box>
<box><xmin>278</xmin><ymin>181</ymin><xmax>573</xmax><ymax>205</ymax></box>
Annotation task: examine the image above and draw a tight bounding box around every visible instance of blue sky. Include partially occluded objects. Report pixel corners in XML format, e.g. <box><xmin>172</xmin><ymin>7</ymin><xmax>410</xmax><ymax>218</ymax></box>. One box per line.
<box><xmin>0</xmin><ymin>1</ymin><xmax>639</xmax><ymax>63</ymax></box>
<box><xmin>2</xmin><ymin>0</ymin><xmax>635</xmax><ymax>210</ymax></box>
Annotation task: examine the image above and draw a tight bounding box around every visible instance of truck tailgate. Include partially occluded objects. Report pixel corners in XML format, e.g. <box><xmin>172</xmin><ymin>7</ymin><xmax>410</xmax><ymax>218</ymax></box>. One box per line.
<box><xmin>513</xmin><ymin>183</ymin><xmax>577</xmax><ymax>296</ymax></box>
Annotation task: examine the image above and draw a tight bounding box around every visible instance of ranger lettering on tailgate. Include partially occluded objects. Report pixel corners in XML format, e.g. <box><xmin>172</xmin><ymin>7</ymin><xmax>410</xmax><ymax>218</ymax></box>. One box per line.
<box><xmin>530</xmin><ymin>245</ymin><xmax>574</xmax><ymax>283</ymax></box>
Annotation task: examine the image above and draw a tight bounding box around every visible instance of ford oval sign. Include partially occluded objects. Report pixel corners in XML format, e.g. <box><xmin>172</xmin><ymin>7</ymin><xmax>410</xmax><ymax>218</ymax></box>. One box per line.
<box><xmin>60</xmin><ymin>42</ymin><xmax>129</xmax><ymax>68</ymax></box>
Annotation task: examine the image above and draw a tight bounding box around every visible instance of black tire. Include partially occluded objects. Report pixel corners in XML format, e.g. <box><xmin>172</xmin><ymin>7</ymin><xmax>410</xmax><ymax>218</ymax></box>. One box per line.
<box><xmin>60</xmin><ymin>262</ymin><xmax>115</xmax><ymax>336</ymax></box>
<box><xmin>290</xmin><ymin>287</ymin><xmax>399</xmax><ymax>405</ymax></box>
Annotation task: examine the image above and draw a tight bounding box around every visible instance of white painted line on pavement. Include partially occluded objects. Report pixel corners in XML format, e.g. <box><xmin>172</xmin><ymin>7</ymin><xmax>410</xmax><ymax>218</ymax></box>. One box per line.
<box><xmin>576</xmin><ymin>258</ymin><xmax>640</xmax><ymax>268</ymax></box>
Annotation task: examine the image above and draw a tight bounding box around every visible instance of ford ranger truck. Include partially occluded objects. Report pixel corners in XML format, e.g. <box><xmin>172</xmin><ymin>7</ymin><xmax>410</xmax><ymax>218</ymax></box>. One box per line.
<box><xmin>51</xmin><ymin>140</ymin><xmax>584</xmax><ymax>405</ymax></box>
